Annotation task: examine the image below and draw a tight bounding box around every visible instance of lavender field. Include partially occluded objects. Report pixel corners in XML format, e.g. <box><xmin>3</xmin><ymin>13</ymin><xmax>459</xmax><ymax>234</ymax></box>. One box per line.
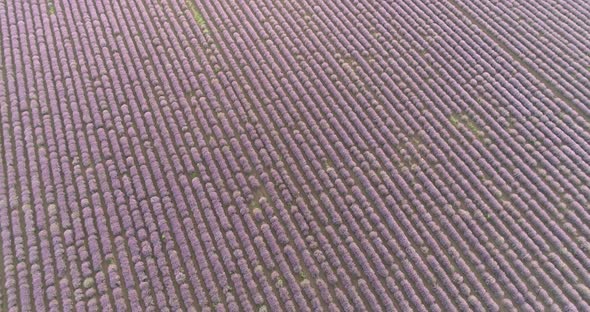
<box><xmin>1</xmin><ymin>0</ymin><xmax>590</xmax><ymax>310</ymax></box>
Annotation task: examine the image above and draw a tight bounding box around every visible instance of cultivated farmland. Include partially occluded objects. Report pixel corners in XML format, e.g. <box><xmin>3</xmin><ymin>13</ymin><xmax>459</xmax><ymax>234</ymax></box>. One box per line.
<box><xmin>0</xmin><ymin>0</ymin><xmax>589</xmax><ymax>311</ymax></box>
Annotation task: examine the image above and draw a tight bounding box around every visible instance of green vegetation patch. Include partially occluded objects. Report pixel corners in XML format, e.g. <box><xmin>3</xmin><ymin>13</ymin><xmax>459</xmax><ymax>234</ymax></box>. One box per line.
<box><xmin>186</xmin><ymin>0</ymin><xmax>209</xmax><ymax>32</ymax></box>
<box><xmin>48</xmin><ymin>1</ymin><xmax>56</xmax><ymax>15</ymax></box>
<box><xmin>449</xmin><ymin>112</ymin><xmax>484</xmax><ymax>139</ymax></box>
<box><xmin>188</xmin><ymin>170</ymin><xmax>199</xmax><ymax>180</ymax></box>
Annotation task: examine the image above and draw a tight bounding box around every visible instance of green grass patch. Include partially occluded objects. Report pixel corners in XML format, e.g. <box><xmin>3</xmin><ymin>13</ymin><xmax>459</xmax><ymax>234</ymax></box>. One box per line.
<box><xmin>48</xmin><ymin>1</ymin><xmax>56</xmax><ymax>15</ymax></box>
<box><xmin>322</xmin><ymin>158</ymin><xmax>334</xmax><ymax>170</ymax></box>
<box><xmin>449</xmin><ymin>114</ymin><xmax>460</xmax><ymax>126</ymax></box>
<box><xmin>106</xmin><ymin>257</ymin><xmax>116</xmax><ymax>266</ymax></box>
<box><xmin>298</xmin><ymin>270</ymin><xmax>307</xmax><ymax>281</ymax></box>
<box><xmin>188</xmin><ymin>171</ymin><xmax>199</xmax><ymax>180</ymax></box>
<box><xmin>449</xmin><ymin>113</ymin><xmax>484</xmax><ymax>139</ymax></box>
<box><xmin>186</xmin><ymin>1</ymin><xmax>209</xmax><ymax>32</ymax></box>
<box><xmin>274</xmin><ymin>277</ymin><xmax>284</xmax><ymax>288</ymax></box>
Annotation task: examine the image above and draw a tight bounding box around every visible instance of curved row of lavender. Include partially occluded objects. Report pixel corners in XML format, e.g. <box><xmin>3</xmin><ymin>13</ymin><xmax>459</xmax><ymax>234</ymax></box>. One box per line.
<box><xmin>0</xmin><ymin>0</ymin><xmax>589</xmax><ymax>310</ymax></box>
